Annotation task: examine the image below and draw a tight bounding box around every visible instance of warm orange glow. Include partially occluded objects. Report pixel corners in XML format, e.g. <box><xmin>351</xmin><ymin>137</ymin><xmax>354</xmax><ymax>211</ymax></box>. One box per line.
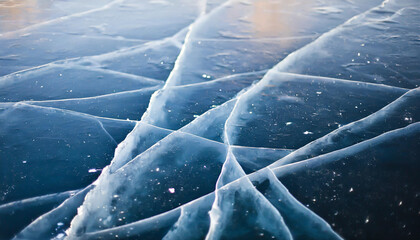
<box><xmin>0</xmin><ymin>0</ymin><xmax>50</xmax><ymax>33</ymax></box>
<box><xmin>250</xmin><ymin>0</ymin><xmax>310</xmax><ymax>39</ymax></box>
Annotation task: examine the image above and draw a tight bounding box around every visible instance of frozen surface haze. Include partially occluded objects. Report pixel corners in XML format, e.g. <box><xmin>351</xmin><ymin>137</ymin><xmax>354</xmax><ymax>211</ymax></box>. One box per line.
<box><xmin>0</xmin><ymin>0</ymin><xmax>419</xmax><ymax>239</ymax></box>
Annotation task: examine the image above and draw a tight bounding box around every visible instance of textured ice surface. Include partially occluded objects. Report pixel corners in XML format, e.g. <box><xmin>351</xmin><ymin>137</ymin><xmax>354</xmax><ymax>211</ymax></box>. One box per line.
<box><xmin>274</xmin><ymin>123</ymin><xmax>420</xmax><ymax>239</ymax></box>
<box><xmin>225</xmin><ymin>72</ymin><xmax>407</xmax><ymax>148</ymax></box>
<box><xmin>1</xmin><ymin>0</ymin><xmax>419</xmax><ymax>239</ymax></box>
<box><xmin>0</xmin><ymin>103</ymin><xmax>135</xmax><ymax>203</ymax></box>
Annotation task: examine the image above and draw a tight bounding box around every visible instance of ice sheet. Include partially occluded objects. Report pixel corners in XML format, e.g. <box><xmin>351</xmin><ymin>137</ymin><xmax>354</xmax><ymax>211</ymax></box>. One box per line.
<box><xmin>1</xmin><ymin>0</ymin><xmax>419</xmax><ymax>239</ymax></box>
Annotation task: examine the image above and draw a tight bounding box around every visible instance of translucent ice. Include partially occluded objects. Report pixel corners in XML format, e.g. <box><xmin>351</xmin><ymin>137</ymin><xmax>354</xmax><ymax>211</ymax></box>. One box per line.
<box><xmin>1</xmin><ymin>0</ymin><xmax>419</xmax><ymax>239</ymax></box>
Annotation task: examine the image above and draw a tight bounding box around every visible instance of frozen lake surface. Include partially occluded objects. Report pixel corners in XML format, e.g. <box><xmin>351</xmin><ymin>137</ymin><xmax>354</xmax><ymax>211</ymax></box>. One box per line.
<box><xmin>0</xmin><ymin>0</ymin><xmax>419</xmax><ymax>239</ymax></box>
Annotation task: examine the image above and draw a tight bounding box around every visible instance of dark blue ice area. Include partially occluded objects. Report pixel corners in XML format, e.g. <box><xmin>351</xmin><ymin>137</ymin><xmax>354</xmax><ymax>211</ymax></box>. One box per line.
<box><xmin>0</xmin><ymin>0</ymin><xmax>419</xmax><ymax>239</ymax></box>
